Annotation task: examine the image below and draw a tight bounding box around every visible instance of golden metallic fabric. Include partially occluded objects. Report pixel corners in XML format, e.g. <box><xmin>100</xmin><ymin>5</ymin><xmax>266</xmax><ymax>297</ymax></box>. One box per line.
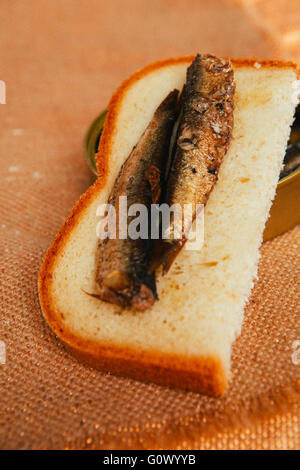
<box><xmin>2</xmin><ymin>0</ymin><xmax>300</xmax><ymax>449</ymax></box>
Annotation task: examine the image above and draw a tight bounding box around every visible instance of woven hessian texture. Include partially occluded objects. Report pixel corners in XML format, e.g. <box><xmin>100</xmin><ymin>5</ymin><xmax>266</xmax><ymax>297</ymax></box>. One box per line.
<box><xmin>0</xmin><ymin>0</ymin><xmax>299</xmax><ymax>450</ymax></box>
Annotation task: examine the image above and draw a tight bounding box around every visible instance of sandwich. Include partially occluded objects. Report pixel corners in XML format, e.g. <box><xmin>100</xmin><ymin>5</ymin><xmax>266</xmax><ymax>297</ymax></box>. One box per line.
<box><xmin>38</xmin><ymin>55</ymin><xmax>298</xmax><ymax>396</ymax></box>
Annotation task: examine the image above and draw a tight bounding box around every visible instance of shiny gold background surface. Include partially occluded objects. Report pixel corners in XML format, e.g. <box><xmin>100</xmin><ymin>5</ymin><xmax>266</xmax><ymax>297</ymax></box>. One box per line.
<box><xmin>0</xmin><ymin>0</ymin><xmax>299</xmax><ymax>450</ymax></box>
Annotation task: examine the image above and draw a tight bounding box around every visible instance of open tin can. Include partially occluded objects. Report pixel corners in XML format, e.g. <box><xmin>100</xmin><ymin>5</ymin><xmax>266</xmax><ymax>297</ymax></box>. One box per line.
<box><xmin>84</xmin><ymin>108</ymin><xmax>300</xmax><ymax>242</ymax></box>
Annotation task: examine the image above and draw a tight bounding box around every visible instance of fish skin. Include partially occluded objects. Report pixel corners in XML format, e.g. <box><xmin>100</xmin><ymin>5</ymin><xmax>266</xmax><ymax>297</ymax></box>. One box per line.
<box><xmin>160</xmin><ymin>54</ymin><xmax>235</xmax><ymax>272</ymax></box>
<box><xmin>96</xmin><ymin>90</ymin><xmax>179</xmax><ymax>311</ymax></box>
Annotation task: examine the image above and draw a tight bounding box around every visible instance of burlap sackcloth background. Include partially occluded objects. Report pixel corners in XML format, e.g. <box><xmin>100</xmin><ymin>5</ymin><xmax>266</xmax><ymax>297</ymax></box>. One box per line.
<box><xmin>0</xmin><ymin>0</ymin><xmax>299</xmax><ymax>450</ymax></box>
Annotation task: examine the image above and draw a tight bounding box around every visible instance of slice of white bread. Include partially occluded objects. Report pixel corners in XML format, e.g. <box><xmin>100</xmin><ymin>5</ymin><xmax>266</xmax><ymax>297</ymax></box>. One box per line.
<box><xmin>39</xmin><ymin>56</ymin><xmax>298</xmax><ymax>396</ymax></box>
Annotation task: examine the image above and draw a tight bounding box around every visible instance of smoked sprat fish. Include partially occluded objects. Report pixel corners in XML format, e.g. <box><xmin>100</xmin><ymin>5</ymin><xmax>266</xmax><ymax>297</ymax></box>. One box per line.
<box><xmin>158</xmin><ymin>54</ymin><xmax>235</xmax><ymax>272</ymax></box>
<box><xmin>95</xmin><ymin>90</ymin><xmax>179</xmax><ymax>311</ymax></box>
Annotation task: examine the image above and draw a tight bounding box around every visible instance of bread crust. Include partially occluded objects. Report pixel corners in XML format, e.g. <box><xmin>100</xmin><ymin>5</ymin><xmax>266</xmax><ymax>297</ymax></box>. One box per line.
<box><xmin>38</xmin><ymin>56</ymin><xmax>297</xmax><ymax>396</ymax></box>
